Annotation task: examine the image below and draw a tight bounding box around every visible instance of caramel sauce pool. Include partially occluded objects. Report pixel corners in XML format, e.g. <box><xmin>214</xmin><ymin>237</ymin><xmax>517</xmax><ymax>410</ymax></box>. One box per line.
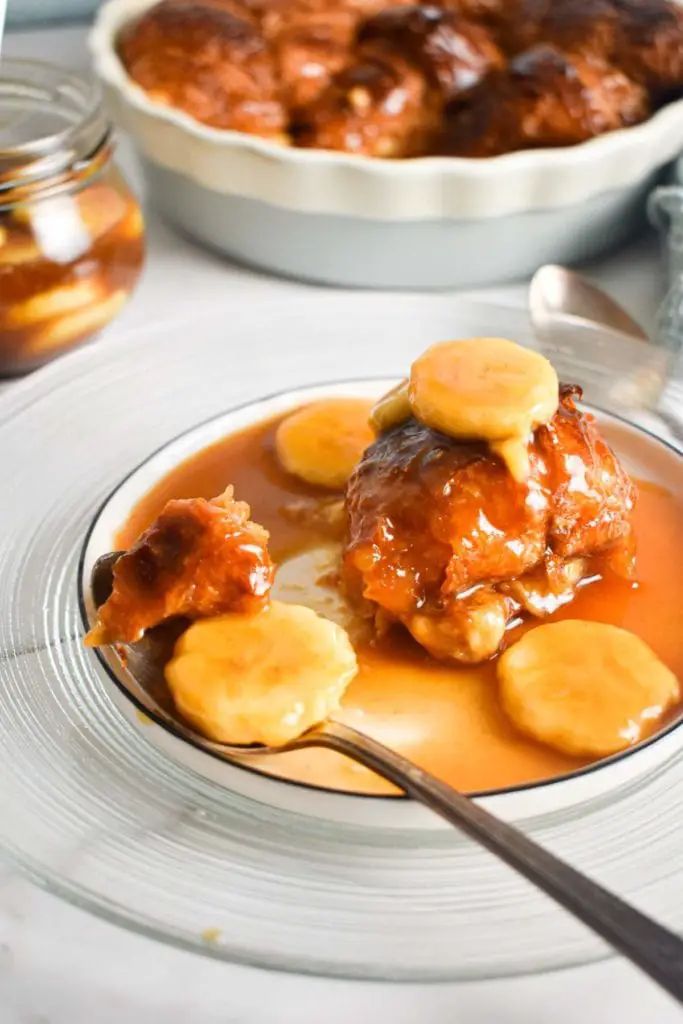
<box><xmin>119</xmin><ymin>416</ymin><xmax>683</xmax><ymax>797</ymax></box>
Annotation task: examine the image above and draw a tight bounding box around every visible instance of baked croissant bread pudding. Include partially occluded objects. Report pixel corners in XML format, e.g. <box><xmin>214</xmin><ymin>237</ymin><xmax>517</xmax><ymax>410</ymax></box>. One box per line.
<box><xmin>344</xmin><ymin>379</ymin><xmax>636</xmax><ymax>663</ymax></box>
<box><xmin>87</xmin><ymin>337</ymin><xmax>682</xmax><ymax>764</ymax></box>
<box><xmin>117</xmin><ymin>0</ymin><xmax>683</xmax><ymax>157</ymax></box>
<box><xmin>86</xmin><ymin>489</ymin><xmax>274</xmax><ymax>646</ymax></box>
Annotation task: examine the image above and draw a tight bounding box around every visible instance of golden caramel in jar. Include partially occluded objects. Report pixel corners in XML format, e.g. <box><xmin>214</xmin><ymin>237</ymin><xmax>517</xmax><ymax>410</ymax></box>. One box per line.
<box><xmin>0</xmin><ymin>61</ymin><xmax>145</xmax><ymax>375</ymax></box>
<box><xmin>0</xmin><ymin>175</ymin><xmax>144</xmax><ymax>374</ymax></box>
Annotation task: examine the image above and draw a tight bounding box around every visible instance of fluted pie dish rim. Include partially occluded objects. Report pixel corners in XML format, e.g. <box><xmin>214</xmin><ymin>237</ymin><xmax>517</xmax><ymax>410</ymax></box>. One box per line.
<box><xmin>90</xmin><ymin>0</ymin><xmax>683</xmax><ymax>221</ymax></box>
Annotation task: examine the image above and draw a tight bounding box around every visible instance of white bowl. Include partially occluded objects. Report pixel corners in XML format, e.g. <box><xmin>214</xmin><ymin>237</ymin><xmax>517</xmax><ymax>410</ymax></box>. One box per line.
<box><xmin>89</xmin><ymin>0</ymin><xmax>683</xmax><ymax>289</ymax></box>
<box><xmin>79</xmin><ymin>379</ymin><xmax>683</xmax><ymax>831</ymax></box>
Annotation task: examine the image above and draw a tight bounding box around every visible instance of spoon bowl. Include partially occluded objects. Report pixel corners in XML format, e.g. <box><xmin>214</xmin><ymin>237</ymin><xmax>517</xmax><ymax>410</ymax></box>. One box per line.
<box><xmin>529</xmin><ymin>265</ymin><xmax>675</xmax><ymax>416</ymax></box>
<box><xmin>529</xmin><ymin>265</ymin><xmax>649</xmax><ymax>341</ymax></box>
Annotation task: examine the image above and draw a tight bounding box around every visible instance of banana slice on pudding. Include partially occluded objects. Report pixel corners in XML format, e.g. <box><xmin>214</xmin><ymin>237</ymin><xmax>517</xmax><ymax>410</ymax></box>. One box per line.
<box><xmin>498</xmin><ymin>620</ymin><xmax>679</xmax><ymax>758</ymax></box>
<box><xmin>165</xmin><ymin>601</ymin><xmax>358</xmax><ymax>746</ymax></box>
<box><xmin>370</xmin><ymin>380</ymin><xmax>412</xmax><ymax>434</ymax></box>
<box><xmin>408</xmin><ymin>338</ymin><xmax>559</xmax><ymax>478</ymax></box>
<box><xmin>275</xmin><ymin>398</ymin><xmax>375</xmax><ymax>489</ymax></box>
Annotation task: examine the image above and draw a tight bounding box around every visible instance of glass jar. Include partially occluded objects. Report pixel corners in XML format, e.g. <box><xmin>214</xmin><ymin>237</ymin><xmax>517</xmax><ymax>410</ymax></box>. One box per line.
<box><xmin>0</xmin><ymin>60</ymin><xmax>145</xmax><ymax>375</ymax></box>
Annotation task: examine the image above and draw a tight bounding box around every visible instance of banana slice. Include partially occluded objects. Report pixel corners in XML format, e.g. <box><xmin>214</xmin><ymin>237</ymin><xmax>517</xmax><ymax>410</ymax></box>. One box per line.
<box><xmin>275</xmin><ymin>398</ymin><xmax>375</xmax><ymax>489</ymax></box>
<box><xmin>76</xmin><ymin>184</ymin><xmax>130</xmax><ymax>239</ymax></box>
<box><xmin>6</xmin><ymin>278</ymin><xmax>103</xmax><ymax>328</ymax></box>
<box><xmin>409</xmin><ymin>338</ymin><xmax>559</xmax><ymax>444</ymax></box>
<box><xmin>498</xmin><ymin>620</ymin><xmax>679</xmax><ymax>758</ymax></box>
<box><xmin>118</xmin><ymin>202</ymin><xmax>145</xmax><ymax>241</ymax></box>
<box><xmin>29</xmin><ymin>289</ymin><xmax>129</xmax><ymax>355</ymax></box>
<box><xmin>165</xmin><ymin>601</ymin><xmax>358</xmax><ymax>746</ymax></box>
<box><xmin>370</xmin><ymin>380</ymin><xmax>412</xmax><ymax>434</ymax></box>
<box><xmin>0</xmin><ymin>232</ymin><xmax>41</xmax><ymax>266</ymax></box>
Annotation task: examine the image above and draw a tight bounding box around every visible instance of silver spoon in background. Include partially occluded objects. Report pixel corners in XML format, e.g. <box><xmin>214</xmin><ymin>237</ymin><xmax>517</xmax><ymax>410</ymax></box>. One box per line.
<box><xmin>529</xmin><ymin>265</ymin><xmax>650</xmax><ymax>342</ymax></box>
<box><xmin>529</xmin><ymin>265</ymin><xmax>683</xmax><ymax>431</ymax></box>
<box><xmin>91</xmin><ymin>552</ymin><xmax>683</xmax><ymax>1004</ymax></box>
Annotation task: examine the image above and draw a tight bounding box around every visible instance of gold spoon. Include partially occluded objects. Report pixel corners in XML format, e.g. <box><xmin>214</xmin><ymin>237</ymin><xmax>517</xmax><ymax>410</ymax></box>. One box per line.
<box><xmin>91</xmin><ymin>552</ymin><xmax>683</xmax><ymax>1004</ymax></box>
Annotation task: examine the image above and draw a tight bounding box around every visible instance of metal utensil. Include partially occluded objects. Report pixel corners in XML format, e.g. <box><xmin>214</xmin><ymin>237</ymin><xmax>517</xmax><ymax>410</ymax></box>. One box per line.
<box><xmin>90</xmin><ymin>552</ymin><xmax>683</xmax><ymax>1004</ymax></box>
<box><xmin>529</xmin><ymin>264</ymin><xmax>683</xmax><ymax>439</ymax></box>
<box><xmin>529</xmin><ymin>265</ymin><xmax>676</xmax><ymax>417</ymax></box>
<box><xmin>529</xmin><ymin>265</ymin><xmax>649</xmax><ymax>341</ymax></box>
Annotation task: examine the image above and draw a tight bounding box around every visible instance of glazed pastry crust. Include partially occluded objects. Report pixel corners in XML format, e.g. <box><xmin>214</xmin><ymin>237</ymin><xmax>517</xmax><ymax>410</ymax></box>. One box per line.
<box><xmin>441</xmin><ymin>44</ymin><xmax>650</xmax><ymax>157</ymax></box>
<box><xmin>118</xmin><ymin>0</ymin><xmax>683</xmax><ymax>156</ymax></box>
<box><xmin>344</xmin><ymin>385</ymin><xmax>637</xmax><ymax>662</ymax></box>
<box><xmin>117</xmin><ymin>0</ymin><xmax>287</xmax><ymax>136</ymax></box>
<box><xmin>86</xmin><ymin>490</ymin><xmax>274</xmax><ymax>646</ymax></box>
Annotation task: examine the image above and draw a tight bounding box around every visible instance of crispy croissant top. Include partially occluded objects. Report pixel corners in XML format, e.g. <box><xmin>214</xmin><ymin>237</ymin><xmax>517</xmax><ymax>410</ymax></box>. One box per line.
<box><xmin>343</xmin><ymin>385</ymin><xmax>636</xmax><ymax>661</ymax></box>
<box><xmin>86</xmin><ymin>490</ymin><xmax>274</xmax><ymax>646</ymax></box>
<box><xmin>118</xmin><ymin>0</ymin><xmax>683</xmax><ymax>157</ymax></box>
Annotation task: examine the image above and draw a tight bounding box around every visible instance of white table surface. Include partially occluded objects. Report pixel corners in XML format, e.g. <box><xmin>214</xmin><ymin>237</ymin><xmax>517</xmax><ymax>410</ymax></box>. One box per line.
<box><xmin>2</xmin><ymin>22</ymin><xmax>682</xmax><ymax>1024</ymax></box>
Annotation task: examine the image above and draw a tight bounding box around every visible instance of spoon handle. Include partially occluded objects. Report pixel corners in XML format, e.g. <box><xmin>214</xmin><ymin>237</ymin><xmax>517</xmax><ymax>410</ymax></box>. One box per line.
<box><xmin>313</xmin><ymin>719</ymin><xmax>683</xmax><ymax>1004</ymax></box>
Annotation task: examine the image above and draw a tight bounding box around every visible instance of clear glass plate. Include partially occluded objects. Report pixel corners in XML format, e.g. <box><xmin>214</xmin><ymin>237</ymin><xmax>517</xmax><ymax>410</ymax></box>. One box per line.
<box><xmin>0</xmin><ymin>294</ymin><xmax>682</xmax><ymax>982</ymax></box>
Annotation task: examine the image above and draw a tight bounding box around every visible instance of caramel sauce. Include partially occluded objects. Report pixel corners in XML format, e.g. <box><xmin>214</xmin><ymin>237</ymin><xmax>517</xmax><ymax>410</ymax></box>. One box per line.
<box><xmin>118</xmin><ymin>415</ymin><xmax>683</xmax><ymax>796</ymax></box>
<box><xmin>0</xmin><ymin>175</ymin><xmax>144</xmax><ymax>375</ymax></box>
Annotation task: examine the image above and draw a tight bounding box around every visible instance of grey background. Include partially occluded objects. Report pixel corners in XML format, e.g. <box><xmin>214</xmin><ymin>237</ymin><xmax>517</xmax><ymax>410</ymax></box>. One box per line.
<box><xmin>7</xmin><ymin>0</ymin><xmax>101</xmax><ymax>27</ymax></box>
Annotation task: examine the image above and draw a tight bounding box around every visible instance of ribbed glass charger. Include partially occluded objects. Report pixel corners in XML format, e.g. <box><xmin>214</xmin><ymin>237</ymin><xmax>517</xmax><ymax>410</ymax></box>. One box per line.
<box><xmin>0</xmin><ymin>295</ymin><xmax>681</xmax><ymax>981</ymax></box>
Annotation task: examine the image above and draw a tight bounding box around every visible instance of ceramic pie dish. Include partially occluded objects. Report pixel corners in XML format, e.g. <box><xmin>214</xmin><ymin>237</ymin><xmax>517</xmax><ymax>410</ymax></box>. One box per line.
<box><xmin>90</xmin><ymin>0</ymin><xmax>683</xmax><ymax>289</ymax></box>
